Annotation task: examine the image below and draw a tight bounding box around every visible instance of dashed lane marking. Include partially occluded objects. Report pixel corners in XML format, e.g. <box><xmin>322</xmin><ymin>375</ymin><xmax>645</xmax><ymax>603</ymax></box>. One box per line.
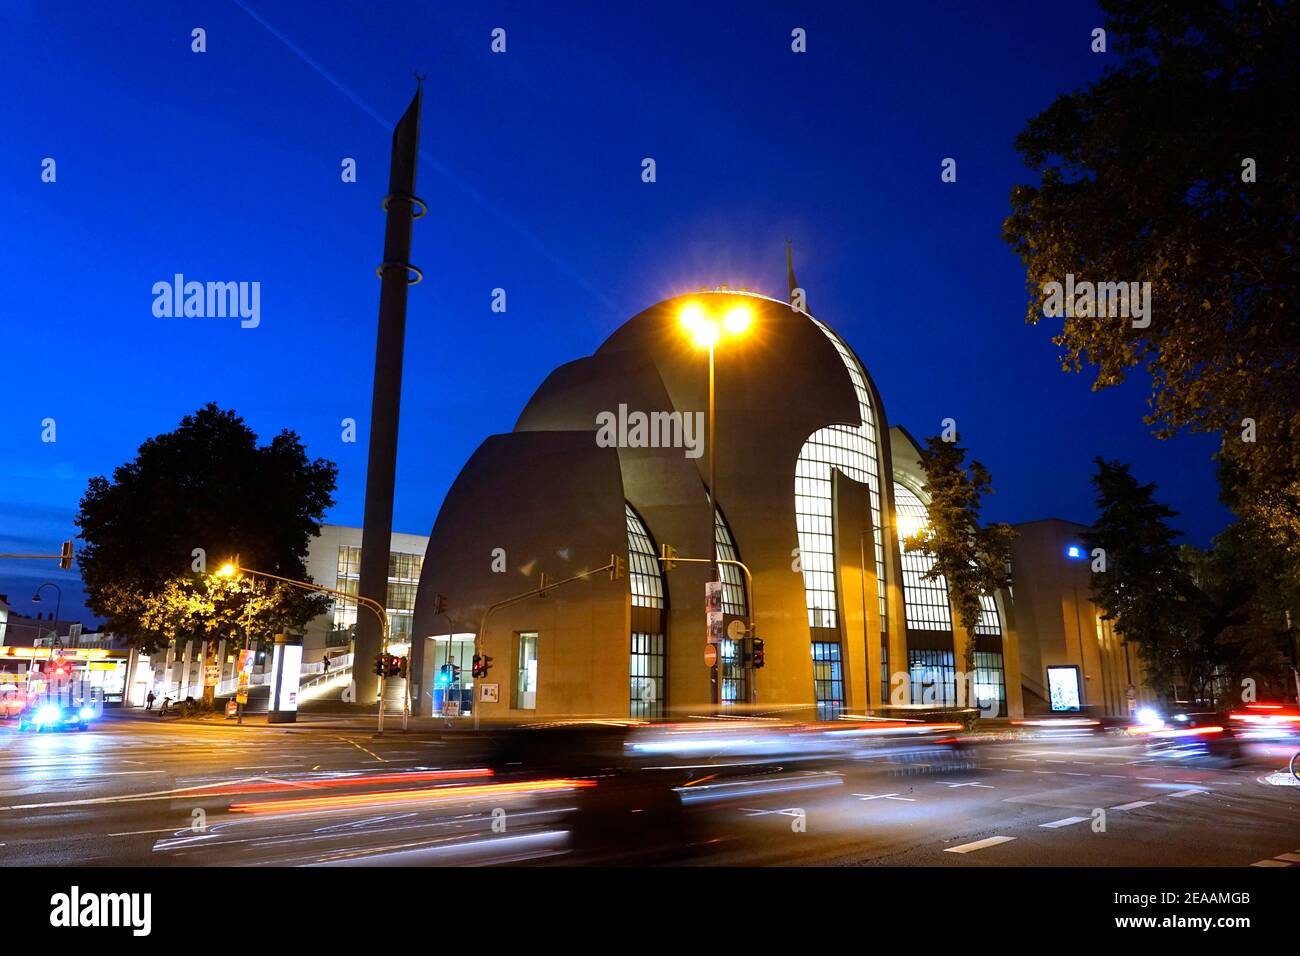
<box><xmin>1040</xmin><ymin>816</ymin><xmax>1090</xmax><ymax>829</ymax></box>
<box><xmin>945</xmin><ymin>836</ymin><xmax>1015</xmax><ymax>854</ymax></box>
<box><xmin>1110</xmin><ymin>800</ymin><xmax>1156</xmax><ymax>811</ymax></box>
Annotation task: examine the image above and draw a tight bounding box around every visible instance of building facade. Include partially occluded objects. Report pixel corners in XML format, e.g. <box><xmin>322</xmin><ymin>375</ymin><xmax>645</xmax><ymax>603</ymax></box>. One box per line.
<box><xmin>407</xmin><ymin>286</ymin><xmax>1034</xmax><ymax>720</ymax></box>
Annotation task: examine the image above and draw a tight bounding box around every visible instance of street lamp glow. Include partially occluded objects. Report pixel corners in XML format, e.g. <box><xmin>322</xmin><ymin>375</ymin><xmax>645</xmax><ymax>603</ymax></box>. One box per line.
<box><xmin>679</xmin><ymin>302</ymin><xmax>707</xmax><ymax>334</ymax></box>
<box><xmin>216</xmin><ymin>562</ymin><xmax>238</xmax><ymax>578</ymax></box>
<box><xmin>691</xmin><ymin>319</ymin><xmax>720</xmax><ymax>347</ymax></box>
<box><xmin>722</xmin><ymin>304</ymin><xmax>752</xmax><ymax>335</ymax></box>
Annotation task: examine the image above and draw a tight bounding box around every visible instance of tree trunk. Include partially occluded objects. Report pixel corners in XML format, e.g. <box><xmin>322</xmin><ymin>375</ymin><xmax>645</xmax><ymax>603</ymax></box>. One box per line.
<box><xmin>202</xmin><ymin>639</ymin><xmax>217</xmax><ymax>707</ymax></box>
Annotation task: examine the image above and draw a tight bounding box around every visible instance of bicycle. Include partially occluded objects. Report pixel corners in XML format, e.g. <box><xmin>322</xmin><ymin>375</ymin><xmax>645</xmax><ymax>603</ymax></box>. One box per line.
<box><xmin>1290</xmin><ymin>749</ymin><xmax>1300</xmax><ymax>783</ymax></box>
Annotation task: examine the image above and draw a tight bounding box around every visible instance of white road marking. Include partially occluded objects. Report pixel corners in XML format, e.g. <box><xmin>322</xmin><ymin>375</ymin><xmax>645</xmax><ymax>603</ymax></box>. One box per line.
<box><xmin>1110</xmin><ymin>800</ymin><xmax>1155</xmax><ymax>811</ymax></box>
<box><xmin>1273</xmin><ymin>852</ymin><xmax>1300</xmax><ymax>863</ymax></box>
<box><xmin>999</xmin><ymin>768</ymin><xmax>1025</xmax><ymax>773</ymax></box>
<box><xmin>937</xmin><ymin>782</ymin><xmax>994</xmax><ymax>789</ymax></box>
<box><xmin>1251</xmin><ymin>860</ymin><xmax>1290</xmax><ymax>867</ymax></box>
<box><xmin>1040</xmin><ymin>816</ymin><xmax>1090</xmax><ymax>829</ymax></box>
<box><xmin>1170</xmin><ymin>789</ymin><xmax>1207</xmax><ymax>798</ymax></box>
<box><xmin>852</xmin><ymin>792</ymin><xmax>915</xmax><ymax>802</ymax></box>
<box><xmin>945</xmin><ymin>836</ymin><xmax>1015</xmax><ymax>854</ymax></box>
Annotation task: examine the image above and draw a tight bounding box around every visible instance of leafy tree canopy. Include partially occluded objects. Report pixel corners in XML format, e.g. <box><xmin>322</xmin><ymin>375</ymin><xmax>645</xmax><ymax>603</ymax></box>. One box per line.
<box><xmin>906</xmin><ymin>435</ymin><xmax>1017</xmax><ymax>670</ymax></box>
<box><xmin>76</xmin><ymin>403</ymin><xmax>337</xmax><ymax>652</ymax></box>
<box><xmin>1003</xmin><ymin>0</ymin><xmax>1300</xmax><ymax>560</ymax></box>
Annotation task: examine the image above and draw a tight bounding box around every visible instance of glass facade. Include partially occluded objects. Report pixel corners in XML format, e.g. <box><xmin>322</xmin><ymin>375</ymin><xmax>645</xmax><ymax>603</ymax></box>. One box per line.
<box><xmin>630</xmin><ymin>631</ymin><xmax>665</xmax><ymax>719</ymax></box>
<box><xmin>973</xmin><ymin>650</ymin><xmax>1007</xmax><ymax>717</ymax></box>
<box><xmin>909</xmin><ymin>648</ymin><xmax>957</xmax><ymax>707</ymax></box>
<box><xmin>626</xmin><ymin>505</ymin><xmax>664</xmax><ymax>610</ymax></box>
<box><xmin>515</xmin><ymin>632</ymin><xmax>538</xmax><ymax>709</ymax></box>
<box><xmin>333</xmin><ymin>544</ymin><xmax>424</xmax><ymax>641</ymax></box>
<box><xmin>794</xmin><ymin>318</ymin><xmax>887</xmax><ymax>631</ymax></box>
<box><xmin>626</xmin><ymin>504</ymin><xmax>667</xmax><ymax>719</ymax></box>
<box><xmin>893</xmin><ymin>481</ymin><xmax>953</xmax><ymax>631</ymax></box>
<box><xmin>811</xmin><ymin>641</ymin><xmax>845</xmax><ymax>720</ymax></box>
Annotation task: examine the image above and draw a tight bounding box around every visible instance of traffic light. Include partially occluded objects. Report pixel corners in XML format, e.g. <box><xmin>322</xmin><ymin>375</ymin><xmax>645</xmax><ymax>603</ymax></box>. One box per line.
<box><xmin>433</xmin><ymin>593</ymin><xmax>447</xmax><ymax>615</ymax></box>
<box><xmin>58</xmin><ymin>540</ymin><xmax>74</xmax><ymax>570</ymax></box>
<box><xmin>751</xmin><ymin>637</ymin><xmax>765</xmax><ymax>669</ymax></box>
<box><xmin>373</xmin><ymin>653</ymin><xmax>387</xmax><ymax>677</ymax></box>
<box><xmin>450</xmin><ymin>663</ymin><xmax>461</xmax><ymax>683</ymax></box>
<box><xmin>609</xmin><ymin>554</ymin><xmax>626</xmax><ymax>581</ymax></box>
<box><xmin>51</xmin><ymin>657</ymin><xmax>73</xmax><ymax>678</ymax></box>
<box><xmin>472</xmin><ymin>654</ymin><xmax>494</xmax><ymax>679</ymax></box>
<box><xmin>384</xmin><ymin>655</ymin><xmax>405</xmax><ymax>678</ymax></box>
<box><xmin>660</xmin><ymin>543</ymin><xmax>678</xmax><ymax>572</ymax></box>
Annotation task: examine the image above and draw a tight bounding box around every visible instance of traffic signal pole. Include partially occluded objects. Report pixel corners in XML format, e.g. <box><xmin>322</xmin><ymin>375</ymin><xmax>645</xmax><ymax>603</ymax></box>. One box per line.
<box><xmin>472</xmin><ymin>557</ymin><xmax>619</xmax><ymax>730</ymax></box>
<box><xmin>658</xmin><ymin>551</ymin><xmax>757</xmax><ymax>706</ymax></box>
<box><xmin>218</xmin><ymin>565</ymin><xmax>393</xmax><ymax>734</ymax></box>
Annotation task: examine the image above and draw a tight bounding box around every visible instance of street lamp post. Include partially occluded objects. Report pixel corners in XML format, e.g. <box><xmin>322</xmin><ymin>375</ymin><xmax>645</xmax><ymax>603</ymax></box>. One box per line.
<box><xmin>679</xmin><ymin>300</ymin><xmax>752</xmax><ymax>709</ymax></box>
<box><xmin>31</xmin><ymin>582</ymin><xmax>63</xmax><ymax>677</ymax></box>
<box><xmin>216</xmin><ymin>562</ymin><xmax>395</xmax><ymax>734</ymax></box>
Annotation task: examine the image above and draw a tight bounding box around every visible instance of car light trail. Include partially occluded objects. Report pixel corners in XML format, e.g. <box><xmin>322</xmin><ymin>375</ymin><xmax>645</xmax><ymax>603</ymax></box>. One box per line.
<box><xmin>229</xmin><ymin>778</ymin><xmax>595</xmax><ymax>815</ymax></box>
<box><xmin>187</xmin><ymin>768</ymin><xmax>491</xmax><ymax>797</ymax></box>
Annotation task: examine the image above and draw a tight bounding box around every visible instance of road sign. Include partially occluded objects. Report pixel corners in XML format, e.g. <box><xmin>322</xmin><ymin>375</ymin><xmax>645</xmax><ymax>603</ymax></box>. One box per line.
<box><xmin>479</xmin><ymin>682</ymin><xmax>499</xmax><ymax>703</ymax></box>
<box><xmin>704</xmin><ymin>645</ymin><xmax>718</xmax><ymax>668</ymax></box>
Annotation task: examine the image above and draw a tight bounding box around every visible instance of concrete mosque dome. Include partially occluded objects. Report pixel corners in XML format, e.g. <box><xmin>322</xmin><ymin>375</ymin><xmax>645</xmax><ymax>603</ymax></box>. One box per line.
<box><xmin>409</xmin><ymin>256</ymin><xmax>1012</xmax><ymax>722</ymax></box>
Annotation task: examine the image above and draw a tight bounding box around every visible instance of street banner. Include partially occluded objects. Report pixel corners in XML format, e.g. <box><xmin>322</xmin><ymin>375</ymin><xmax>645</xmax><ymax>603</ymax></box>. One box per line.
<box><xmin>706</xmin><ymin>580</ymin><xmax>723</xmax><ymax>644</ymax></box>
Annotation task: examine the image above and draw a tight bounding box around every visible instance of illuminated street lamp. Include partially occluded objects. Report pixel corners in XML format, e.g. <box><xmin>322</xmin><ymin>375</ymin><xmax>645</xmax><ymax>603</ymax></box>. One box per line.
<box><xmin>678</xmin><ymin>299</ymin><xmax>753</xmax><ymax>708</ymax></box>
<box><xmin>216</xmin><ymin>560</ymin><xmax>398</xmax><ymax>733</ymax></box>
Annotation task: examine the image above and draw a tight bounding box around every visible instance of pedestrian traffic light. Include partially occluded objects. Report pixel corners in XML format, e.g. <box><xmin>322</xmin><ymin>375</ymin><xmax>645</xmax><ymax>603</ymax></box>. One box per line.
<box><xmin>373</xmin><ymin>653</ymin><xmax>387</xmax><ymax>677</ymax></box>
<box><xmin>660</xmin><ymin>543</ymin><xmax>678</xmax><ymax>572</ymax></box>
<box><xmin>58</xmin><ymin>540</ymin><xmax>74</xmax><ymax>570</ymax></box>
<box><xmin>609</xmin><ymin>554</ymin><xmax>626</xmax><ymax>581</ymax></box>
<box><xmin>451</xmin><ymin>663</ymin><xmax>461</xmax><ymax>683</ymax></box>
<box><xmin>392</xmin><ymin>656</ymin><xmax>408</xmax><ymax>678</ymax></box>
<box><xmin>472</xmin><ymin>654</ymin><xmax>493</xmax><ymax>678</ymax></box>
<box><xmin>752</xmin><ymin>637</ymin><xmax>765</xmax><ymax>669</ymax></box>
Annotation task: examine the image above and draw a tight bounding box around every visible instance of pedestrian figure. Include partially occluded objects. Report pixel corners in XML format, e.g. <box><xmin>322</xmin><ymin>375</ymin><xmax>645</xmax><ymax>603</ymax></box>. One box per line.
<box><xmin>145</xmin><ymin>690</ymin><xmax>156</xmax><ymax>711</ymax></box>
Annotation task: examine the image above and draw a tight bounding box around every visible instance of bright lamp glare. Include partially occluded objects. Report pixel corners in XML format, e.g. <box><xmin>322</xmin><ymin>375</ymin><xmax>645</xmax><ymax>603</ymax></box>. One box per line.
<box><xmin>692</xmin><ymin>320</ymin><xmax>720</xmax><ymax>348</ymax></box>
<box><xmin>897</xmin><ymin>514</ymin><xmax>926</xmax><ymax>540</ymax></box>
<box><xmin>679</xmin><ymin>303</ymin><xmax>706</xmax><ymax>333</ymax></box>
<box><xmin>722</xmin><ymin>305</ymin><xmax>752</xmax><ymax>334</ymax></box>
<box><xmin>217</xmin><ymin>563</ymin><xmax>236</xmax><ymax>578</ymax></box>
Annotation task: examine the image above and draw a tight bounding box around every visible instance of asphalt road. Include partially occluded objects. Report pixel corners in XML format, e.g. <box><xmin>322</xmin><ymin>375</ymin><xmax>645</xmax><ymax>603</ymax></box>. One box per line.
<box><xmin>1</xmin><ymin>713</ymin><xmax>1296</xmax><ymax>867</ymax></box>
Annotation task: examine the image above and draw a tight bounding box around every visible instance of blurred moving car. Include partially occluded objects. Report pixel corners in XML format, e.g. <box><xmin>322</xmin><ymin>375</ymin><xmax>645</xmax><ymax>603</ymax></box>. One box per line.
<box><xmin>16</xmin><ymin>700</ymin><xmax>95</xmax><ymax>732</ymax></box>
<box><xmin>0</xmin><ymin>688</ymin><xmax>29</xmax><ymax>718</ymax></box>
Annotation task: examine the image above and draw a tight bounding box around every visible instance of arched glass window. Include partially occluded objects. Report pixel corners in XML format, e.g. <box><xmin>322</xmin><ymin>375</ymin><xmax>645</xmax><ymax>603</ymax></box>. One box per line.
<box><xmin>626</xmin><ymin>504</ymin><xmax>666</xmax><ymax>718</ymax></box>
<box><xmin>892</xmin><ymin>480</ymin><xmax>952</xmax><ymax>631</ymax></box>
<box><xmin>794</xmin><ymin>318</ymin><xmax>887</xmax><ymax>630</ymax></box>
<box><xmin>714</xmin><ymin>509</ymin><xmax>748</xmax><ymax>705</ymax></box>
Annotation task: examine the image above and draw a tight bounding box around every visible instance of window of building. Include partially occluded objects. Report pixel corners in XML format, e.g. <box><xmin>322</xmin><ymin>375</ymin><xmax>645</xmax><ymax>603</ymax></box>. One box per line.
<box><xmin>630</xmin><ymin>631</ymin><xmax>664</xmax><ymax>719</ymax></box>
<box><xmin>909</xmin><ymin>648</ymin><xmax>956</xmax><ymax>707</ymax></box>
<box><xmin>515</xmin><ymin>632</ymin><xmax>538</xmax><ymax>710</ymax></box>
<box><xmin>972</xmin><ymin>650</ymin><xmax>1006</xmax><ymax>717</ymax></box>
<box><xmin>625</xmin><ymin>505</ymin><xmax>663</xmax><ymax>610</ymax></box>
<box><xmin>893</xmin><ymin>481</ymin><xmax>953</xmax><ymax>631</ymax></box>
<box><xmin>793</xmin><ymin>318</ymin><xmax>887</xmax><ymax>633</ymax></box>
<box><xmin>811</xmin><ymin>641</ymin><xmax>844</xmax><ymax>720</ymax></box>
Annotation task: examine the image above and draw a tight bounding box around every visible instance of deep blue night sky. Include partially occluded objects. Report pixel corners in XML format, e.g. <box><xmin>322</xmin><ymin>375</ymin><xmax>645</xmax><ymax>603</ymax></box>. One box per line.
<box><xmin>0</xmin><ymin>0</ymin><xmax>1231</xmax><ymax>625</ymax></box>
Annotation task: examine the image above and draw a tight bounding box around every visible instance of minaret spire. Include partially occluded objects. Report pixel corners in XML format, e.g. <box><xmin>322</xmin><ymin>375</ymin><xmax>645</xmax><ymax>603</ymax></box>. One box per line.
<box><xmin>786</xmin><ymin>239</ymin><xmax>804</xmax><ymax>312</ymax></box>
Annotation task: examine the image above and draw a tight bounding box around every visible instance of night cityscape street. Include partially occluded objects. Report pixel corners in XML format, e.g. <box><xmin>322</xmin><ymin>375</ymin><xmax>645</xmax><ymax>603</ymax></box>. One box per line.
<box><xmin>2</xmin><ymin>715</ymin><xmax>1295</xmax><ymax>869</ymax></box>
<box><xmin>4</xmin><ymin>0</ymin><xmax>1298</xmax><ymax>940</ymax></box>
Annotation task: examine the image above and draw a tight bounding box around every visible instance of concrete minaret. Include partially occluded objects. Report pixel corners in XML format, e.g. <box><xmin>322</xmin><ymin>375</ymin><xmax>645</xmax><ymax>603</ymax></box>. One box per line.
<box><xmin>355</xmin><ymin>85</ymin><xmax>425</xmax><ymax>703</ymax></box>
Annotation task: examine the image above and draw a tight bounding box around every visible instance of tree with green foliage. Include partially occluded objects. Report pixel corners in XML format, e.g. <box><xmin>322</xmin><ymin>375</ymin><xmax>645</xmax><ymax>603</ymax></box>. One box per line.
<box><xmin>1003</xmin><ymin>0</ymin><xmax>1300</xmax><ymax>569</ymax></box>
<box><xmin>76</xmin><ymin>404</ymin><xmax>337</xmax><ymax>703</ymax></box>
<box><xmin>905</xmin><ymin>436</ymin><xmax>1017</xmax><ymax>674</ymax></box>
<box><xmin>1086</xmin><ymin>458</ymin><xmax>1296</xmax><ymax>706</ymax></box>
